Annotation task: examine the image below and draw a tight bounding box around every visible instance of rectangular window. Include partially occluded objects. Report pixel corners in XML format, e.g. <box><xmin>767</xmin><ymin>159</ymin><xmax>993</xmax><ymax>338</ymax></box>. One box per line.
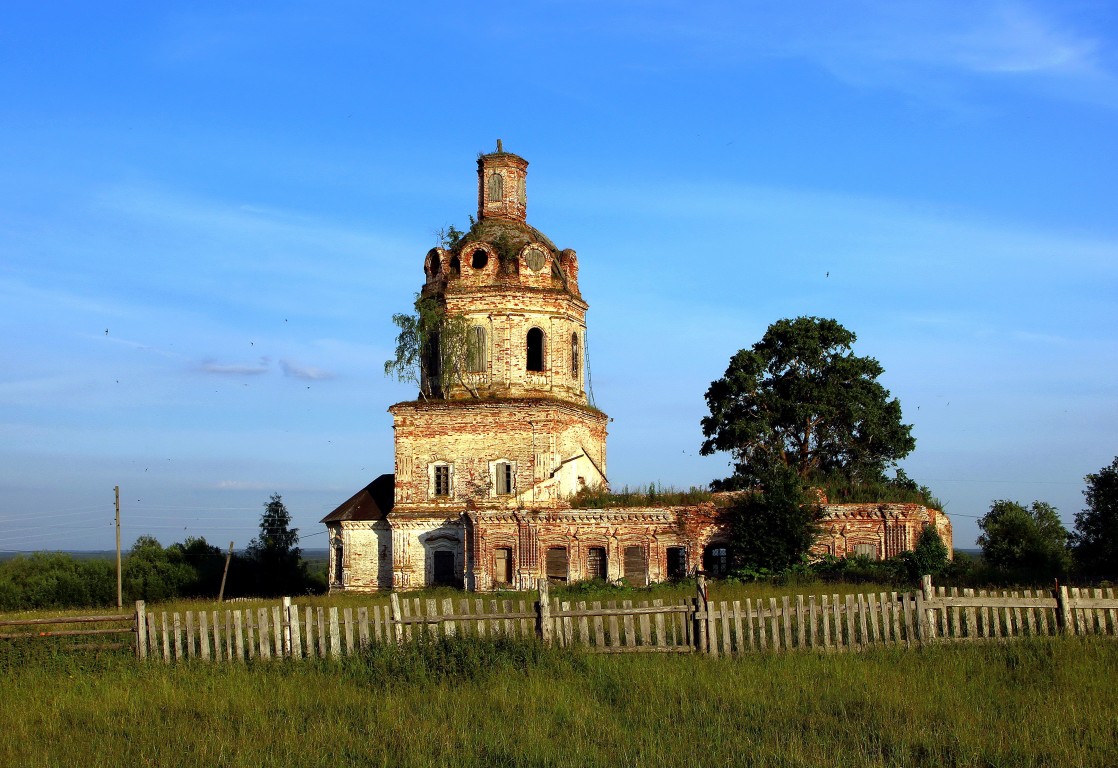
<box><xmin>333</xmin><ymin>544</ymin><xmax>344</xmax><ymax>584</ymax></box>
<box><xmin>496</xmin><ymin>462</ymin><xmax>513</xmax><ymax>495</ymax></box>
<box><xmin>434</xmin><ymin>465</ymin><xmax>451</xmax><ymax>497</ymax></box>
<box><xmin>852</xmin><ymin>543</ymin><xmax>878</xmax><ymax>560</ymax></box>
<box><xmin>467</xmin><ymin>326</ymin><xmax>487</xmax><ymax>373</ymax></box>
<box><xmin>623</xmin><ymin>545</ymin><xmax>648</xmax><ymax>587</ymax></box>
<box><xmin>587</xmin><ymin>546</ymin><xmax>607</xmax><ymax>580</ymax></box>
<box><xmin>666</xmin><ymin>547</ymin><xmax>687</xmax><ymax>579</ymax></box>
<box><xmin>545</xmin><ymin>547</ymin><xmax>568</xmax><ymax>582</ymax></box>
<box><xmin>494</xmin><ymin>547</ymin><xmax>512</xmax><ymax>585</ymax></box>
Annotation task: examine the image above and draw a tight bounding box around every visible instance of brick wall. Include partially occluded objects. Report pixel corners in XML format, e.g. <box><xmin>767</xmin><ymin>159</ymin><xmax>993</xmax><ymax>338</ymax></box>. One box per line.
<box><xmin>389</xmin><ymin>399</ymin><xmax>608</xmax><ymax>512</ymax></box>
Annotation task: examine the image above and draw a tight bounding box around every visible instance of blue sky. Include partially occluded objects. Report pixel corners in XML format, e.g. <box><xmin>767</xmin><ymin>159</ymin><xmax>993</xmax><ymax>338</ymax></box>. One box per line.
<box><xmin>2</xmin><ymin>1</ymin><xmax>1115</xmax><ymax>553</ymax></box>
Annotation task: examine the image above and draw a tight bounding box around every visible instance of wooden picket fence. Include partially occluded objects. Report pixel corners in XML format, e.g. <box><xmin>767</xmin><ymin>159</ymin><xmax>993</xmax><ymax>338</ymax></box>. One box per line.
<box><xmin>0</xmin><ymin>613</ymin><xmax>134</xmax><ymax>651</ymax></box>
<box><xmin>132</xmin><ymin>577</ymin><xmax>1118</xmax><ymax>662</ymax></box>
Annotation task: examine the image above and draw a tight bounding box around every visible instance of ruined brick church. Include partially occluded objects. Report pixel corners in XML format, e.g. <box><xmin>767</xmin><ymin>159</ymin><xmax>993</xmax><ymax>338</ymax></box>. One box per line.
<box><xmin>322</xmin><ymin>144</ymin><xmax>952</xmax><ymax>592</ymax></box>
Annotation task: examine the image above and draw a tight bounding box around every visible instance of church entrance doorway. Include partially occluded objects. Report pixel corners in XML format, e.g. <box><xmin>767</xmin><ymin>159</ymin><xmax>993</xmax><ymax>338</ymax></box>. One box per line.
<box><xmin>432</xmin><ymin>550</ymin><xmax>456</xmax><ymax>586</ymax></box>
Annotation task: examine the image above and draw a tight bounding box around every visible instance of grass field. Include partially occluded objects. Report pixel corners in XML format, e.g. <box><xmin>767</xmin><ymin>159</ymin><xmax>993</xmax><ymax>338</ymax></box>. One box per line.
<box><xmin>1</xmin><ymin>632</ymin><xmax>1115</xmax><ymax>767</ymax></box>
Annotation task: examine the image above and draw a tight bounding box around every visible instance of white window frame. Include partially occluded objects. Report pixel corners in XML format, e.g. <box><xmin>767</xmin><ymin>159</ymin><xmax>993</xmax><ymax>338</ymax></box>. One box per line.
<box><xmin>489</xmin><ymin>459</ymin><xmax>516</xmax><ymax>497</ymax></box>
<box><xmin>429</xmin><ymin>462</ymin><xmax>453</xmax><ymax>499</ymax></box>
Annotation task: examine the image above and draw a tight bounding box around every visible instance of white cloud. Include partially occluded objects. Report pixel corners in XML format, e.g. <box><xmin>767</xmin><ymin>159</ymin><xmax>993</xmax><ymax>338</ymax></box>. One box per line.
<box><xmin>279</xmin><ymin>359</ymin><xmax>335</xmax><ymax>381</ymax></box>
<box><xmin>198</xmin><ymin>357</ymin><xmax>271</xmax><ymax>375</ymax></box>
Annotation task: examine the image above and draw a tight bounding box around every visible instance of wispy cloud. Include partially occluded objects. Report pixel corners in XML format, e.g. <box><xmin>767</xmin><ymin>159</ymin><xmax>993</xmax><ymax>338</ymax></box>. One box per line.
<box><xmin>213</xmin><ymin>479</ymin><xmax>274</xmax><ymax>491</ymax></box>
<box><xmin>279</xmin><ymin>359</ymin><xmax>335</xmax><ymax>381</ymax></box>
<box><xmin>198</xmin><ymin>357</ymin><xmax>270</xmax><ymax>376</ymax></box>
<box><xmin>620</xmin><ymin>1</ymin><xmax>1116</xmax><ymax>108</ymax></box>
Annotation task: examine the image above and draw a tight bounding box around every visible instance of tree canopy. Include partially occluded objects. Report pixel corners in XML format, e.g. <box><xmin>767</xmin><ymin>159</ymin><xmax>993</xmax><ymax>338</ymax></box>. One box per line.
<box><xmin>246</xmin><ymin>493</ymin><xmax>308</xmax><ymax>596</ymax></box>
<box><xmin>978</xmin><ymin>500</ymin><xmax>1070</xmax><ymax>582</ymax></box>
<box><xmin>1073</xmin><ymin>457</ymin><xmax>1118</xmax><ymax>581</ymax></box>
<box><xmin>700</xmin><ymin>317</ymin><xmax>915</xmax><ymax>490</ymax></box>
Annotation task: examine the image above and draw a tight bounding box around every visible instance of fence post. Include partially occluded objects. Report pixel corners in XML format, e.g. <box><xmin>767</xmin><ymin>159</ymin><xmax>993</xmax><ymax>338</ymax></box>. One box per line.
<box><xmin>135</xmin><ymin>600</ymin><xmax>147</xmax><ymax>660</ymax></box>
<box><xmin>1056</xmin><ymin>584</ymin><xmax>1072</xmax><ymax>634</ymax></box>
<box><xmin>537</xmin><ymin>579</ymin><xmax>553</xmax><ymax>646</ymax></box>
<box><xmin>921</xmin><ymin>575</ymin><xmax>937</xmax><ymax>641</ymax></box>
<box><xmin>914</xmin><ymin>590</ymin><xmax>930</xmax><ymax>644</ymax></box>
<box><xmin>695</xmin><ymin>573</ymin><xmax>709</xmax><ymax>654</ymax></box>
<box><xmin>281</xmin><ymin>597</ymin><xmax>293</xmax><ymax>657</ymax></box>
<box><xmin>390</xmin><ymin>593</ymin><xmax>404</xmax><ymax>644</ymax></box>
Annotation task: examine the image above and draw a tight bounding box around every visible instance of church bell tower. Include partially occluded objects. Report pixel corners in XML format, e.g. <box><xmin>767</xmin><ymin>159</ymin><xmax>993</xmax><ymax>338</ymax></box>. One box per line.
<box><xmin>389</xmin><ymin>143</ymin><xmax>608</xmax><ymax>524</ymax></box>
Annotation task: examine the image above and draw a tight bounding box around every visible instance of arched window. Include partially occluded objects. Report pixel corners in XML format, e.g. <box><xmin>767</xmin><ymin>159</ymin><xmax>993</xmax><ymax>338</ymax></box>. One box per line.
<box><xmin>467</xmin><ymin>326</ymin><xmax>487</xmax><ymax>373</ymax></box>
<box><xmin>488</xmin><ymin>172</ymin><xmax>504</xmax><ymax>202</ymax></box>
<box><xmin>471</xmin><ymin>249</ymin><xmax>488</xmax><ymax>270</ymax></box>
<box><xmin>526</xmin><ymin>327</ymin><xmax>545</xmax><ymax>372</ymax></box>
<box><xmin>570</xmin><ymin>332</ymin><xmax>579</xmax><ymax>380</ymax></box>
<box><xmin>424</xmin><ymin>332</ymin><xmax>441</xmax><ymax>379</ymax></box>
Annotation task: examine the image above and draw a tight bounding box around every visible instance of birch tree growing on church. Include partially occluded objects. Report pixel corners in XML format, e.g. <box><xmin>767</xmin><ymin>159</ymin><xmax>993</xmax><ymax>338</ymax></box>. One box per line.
<box><xmin>384</xmin><ymin>294</ymin><xmax>479</xmax><ymax>399</ymax></box>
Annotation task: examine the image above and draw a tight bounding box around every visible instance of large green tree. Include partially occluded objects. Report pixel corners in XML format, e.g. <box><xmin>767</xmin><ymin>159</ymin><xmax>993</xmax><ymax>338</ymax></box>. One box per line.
<box><xmin>700</xmin><ymin>317</ymin><xmax>915</xmax><ymax>490</ymax></box>
<box><xmin>978</xmin><ymin>500</ymin><xmax>1070</xmax><ymax>582</ymax></box>
<box><xmin>1072</xmin><ymin>457</ymin><xmax>1118</xmax><ymax>580</ymax></box>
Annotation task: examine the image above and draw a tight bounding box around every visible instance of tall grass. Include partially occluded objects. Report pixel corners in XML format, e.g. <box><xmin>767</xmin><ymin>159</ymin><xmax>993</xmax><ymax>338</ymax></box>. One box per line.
<box><xmin>1</xmin><ymin>635</ymin><xmax>1115</xmax><ymax>767</ymax></box>
<box><xmin>568</xmin><ymin>483</ymin><xmax>713</xmax><ymax>509</ymax></box>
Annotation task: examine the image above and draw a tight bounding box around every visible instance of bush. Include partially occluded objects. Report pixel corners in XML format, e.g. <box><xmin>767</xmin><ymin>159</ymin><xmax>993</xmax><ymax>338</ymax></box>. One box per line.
<box><xmin>0</xmin><ymin>553</ymin><xmax>116</xmax><ymax>611</ymax></box>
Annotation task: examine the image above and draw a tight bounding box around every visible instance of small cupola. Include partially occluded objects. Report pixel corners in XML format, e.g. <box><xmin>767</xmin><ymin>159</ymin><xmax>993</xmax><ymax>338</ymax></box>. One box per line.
<box><xmin>477</xmin><ymin>139</ymin><xmax>528</xmax><ymax>223</ymax></box>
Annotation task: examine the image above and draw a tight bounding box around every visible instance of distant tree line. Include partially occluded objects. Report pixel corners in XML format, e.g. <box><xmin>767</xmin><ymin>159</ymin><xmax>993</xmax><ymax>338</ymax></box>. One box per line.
<box><xmin>0</xmin><ymin>494</ymin><xmax>325</xmax><ymax>612</ymax></box>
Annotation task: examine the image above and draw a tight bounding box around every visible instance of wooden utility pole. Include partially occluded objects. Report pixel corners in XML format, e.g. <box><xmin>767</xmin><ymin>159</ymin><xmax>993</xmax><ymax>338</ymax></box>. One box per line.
<box><xmin>218</xmin><ymin>541</ymin><xmax>234</xmax><ymax>602</ymax></box>
<box><xmin>115</xmin><ymin>485</ymin><xmax>122</xmax><ymax>609</ymax></box>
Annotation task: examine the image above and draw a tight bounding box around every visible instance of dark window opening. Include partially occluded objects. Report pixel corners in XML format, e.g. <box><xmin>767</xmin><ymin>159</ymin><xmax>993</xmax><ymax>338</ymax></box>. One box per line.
<box><xmin>448</xmin><ymin>256</ymin><xmax>460</xmax><ymax>277</ymax></box>
<box><xmin>545</xmin><ymin>547</ymin><xmax>568</xmax><ymax>583</ymax></box>
<box><xmin>666</xmin><ymin>547</ymin><xmax>687</xmax><ymax>580</ymax></box>
<box><xmin>494</xmin><ymin>547</ymin><xmax>512</xmax><ymax>586</ymax></box>
<box><xmin>587</xmin><ymin>546</ymin><xmax>607</xmax><ymax>580</ymax></box>
<box><xmin>427</xmin><ymin>251</ymin><xmax>441</xmax><ymax>275</ymax></box>
<box><xmin>467</xmin><ymin>326</ymin><xmax>487</xmax><ymax>373</ymax></box>
<box><xmin>432</xmin><ymin>550</ymin><xmax>456</xmax><ymax>586</ymax></box>
<box><xmin>333</xmin><ymin>543</ymin><xmax>344</xmax><ymax>584</ymax></box>
<box><xmin>424</xmin><ymin>332</ymin><xmax>441</xmax><ymax>380</ymax></box>
<box><xmin>434</xmin><ymin>465</ymin><xmax>450</xmax><ymax>497</ymax></box>
<box><xmin>703</xmin><ymin>544</ymin><xmax>729</xmax><ymax>579</ymax></box>
<box><xmin>570</xmin><ymin>333</ymin><xmax>579</xmax><ymax>380</ymax></box>
<box><xmin>495</xmin><ymin>462</ymin><xmax>513</xmax><ymax>495</ymax></box>
<box><xmin>471</xmin><ymin>249</ymin><xmax>488</xmax><ymax>270</ymax></box>
<box><xmin>527</xmin><ymin>327</ymin><xmax>545</xmax><ymax>372</ymax></box>
<box><xmin>623</xmin><ymin>546</ymin><xmax>648</xmax><ymax>587</ymax></box>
